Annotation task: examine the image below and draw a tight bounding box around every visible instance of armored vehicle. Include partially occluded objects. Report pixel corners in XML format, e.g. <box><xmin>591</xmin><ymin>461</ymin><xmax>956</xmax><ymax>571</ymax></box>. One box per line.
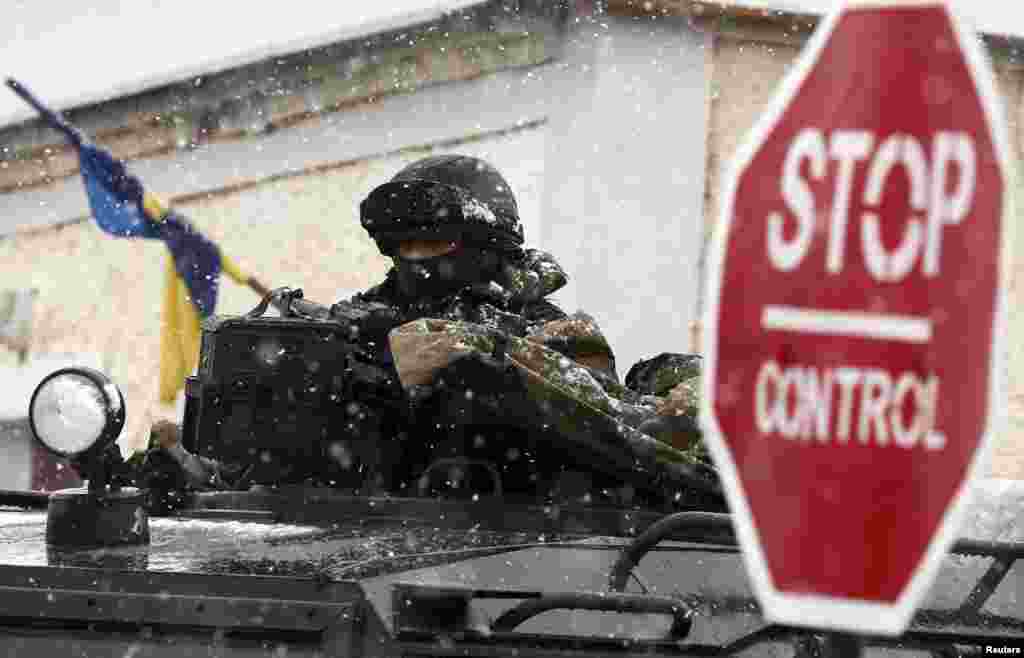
<box><xmin>0</xmin><ymin>295</ymin><xmax>1020</xmax><ymax>658</ymax></box>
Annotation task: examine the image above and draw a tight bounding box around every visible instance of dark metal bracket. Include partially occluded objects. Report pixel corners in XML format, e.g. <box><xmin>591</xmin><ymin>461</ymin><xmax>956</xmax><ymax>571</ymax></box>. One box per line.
<box><xmin>393</xmin><ymin>582</ymin><xmax>695</xmax><ymax>653</ymax></box>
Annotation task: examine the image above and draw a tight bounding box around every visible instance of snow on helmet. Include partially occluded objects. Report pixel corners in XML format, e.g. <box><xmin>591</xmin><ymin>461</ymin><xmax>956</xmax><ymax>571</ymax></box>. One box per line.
<box><xmin>360</xmin><ymin>155</ymin><xmax>525</xmax><ymax>255</ymax></box>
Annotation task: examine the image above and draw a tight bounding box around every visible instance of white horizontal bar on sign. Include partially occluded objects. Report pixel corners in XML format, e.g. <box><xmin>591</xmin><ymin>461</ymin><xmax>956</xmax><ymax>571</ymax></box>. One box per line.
<box><xmin>761</xmin><ymin>305</ymin><xmax>933</xmax><ymax>343</ymax></box>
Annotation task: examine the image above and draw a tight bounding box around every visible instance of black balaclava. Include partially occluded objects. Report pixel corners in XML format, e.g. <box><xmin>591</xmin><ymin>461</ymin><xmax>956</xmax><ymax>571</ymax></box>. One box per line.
<box><xmin>393</xmin><ymin>245</ymin><xmax>500</xmax><ymax>302</ymax></box>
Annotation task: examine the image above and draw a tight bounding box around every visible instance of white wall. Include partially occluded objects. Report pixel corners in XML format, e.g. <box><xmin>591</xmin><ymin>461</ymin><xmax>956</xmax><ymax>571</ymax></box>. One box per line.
<box><xmin>540</xmin><ymin>15</ymin><xmax>711</xmax><ymax>373</ymax></box>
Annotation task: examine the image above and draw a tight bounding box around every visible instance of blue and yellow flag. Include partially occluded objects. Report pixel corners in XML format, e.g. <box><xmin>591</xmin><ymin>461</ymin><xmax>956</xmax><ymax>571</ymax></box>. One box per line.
<box><xmin>80</xmin><ymin>143</ymin><xmax>223</xmax><ymax>315</ymax></box>
<box><xmin>7</xmin><ymin>78</ymin><xmax>262</xmax><ymax>403</ymax></box>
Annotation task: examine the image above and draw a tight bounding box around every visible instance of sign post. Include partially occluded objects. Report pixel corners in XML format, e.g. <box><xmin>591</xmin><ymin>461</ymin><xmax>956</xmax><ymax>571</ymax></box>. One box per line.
<box><xmin>701</xmin><ymin>0</ymin><xmax>1010</xmax><ymax>636</ymax></box>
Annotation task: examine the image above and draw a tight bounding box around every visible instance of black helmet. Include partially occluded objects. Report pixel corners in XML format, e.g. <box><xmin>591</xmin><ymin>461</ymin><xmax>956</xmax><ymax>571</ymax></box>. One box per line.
<box><xmin>360</xmin><ymin>155</ymin><xmax>525</xmax><ymax>255</ymax></box>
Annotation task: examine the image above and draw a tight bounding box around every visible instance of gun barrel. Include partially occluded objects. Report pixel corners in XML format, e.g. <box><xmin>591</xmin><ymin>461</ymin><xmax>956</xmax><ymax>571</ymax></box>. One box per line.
<box><xmin>4</xmin><ymin>78</ymin><xmax>85</xmax><ymax>146</ymax></box>
<box><xmin>289</xmin><ymin>298</ymin><xmax>333</xmax><ymax>322</ymax></box>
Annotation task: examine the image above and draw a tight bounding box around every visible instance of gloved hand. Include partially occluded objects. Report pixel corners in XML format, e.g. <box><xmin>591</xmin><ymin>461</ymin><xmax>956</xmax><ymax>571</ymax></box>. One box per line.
<box><xmin>331</xmin><ymin>299</ymin><xmax>403</xmax><ymax>346</ymax></box>
<box><xmin>625</xmin><ymin>353</ymin><xmax>702</xmax><ymax>396</ymax></box>
<box><xmin>442</xmin><ymin>350</ymin><xmax>520</xmax><ymax>389</ymax></box>
<box><xmin>133</xmin><ymin>421</ymin><xmax>225</xmax><ymax>514</ymax></box>
<box><xmin>136</xmin><ymin>448</ymin><xmax>192</xmax><ymax>515</ymax></box>
<box><xmin>637</xmin><ymin>414</ymin><xmax>702</xmax><ymax>452</ymax></box>
<box><xmin>418</xmin><ymin>335</ymin><xmax>534</xmax><ymax>428</ymax></box>
<box><xmin>459</xmin><ymin>282</ymin><xmax>513</xmax><ymax>308</ymax></box>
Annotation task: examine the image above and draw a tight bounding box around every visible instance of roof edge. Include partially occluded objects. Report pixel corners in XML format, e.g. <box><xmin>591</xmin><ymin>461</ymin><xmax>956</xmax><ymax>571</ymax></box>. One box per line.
<box><xmin>609</xmin><ymin>0</ymin><xmax>1024</xmax><ymax>47</ymax></box>
<box><xmin>0</xmin><ymin>1</ymin><xmax>489</xmax><ymax>131</ymax></box>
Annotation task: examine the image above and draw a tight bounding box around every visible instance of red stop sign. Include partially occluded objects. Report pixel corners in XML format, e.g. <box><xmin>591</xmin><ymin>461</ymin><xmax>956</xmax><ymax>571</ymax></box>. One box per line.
<box><xmin>701</xmin><ymin>2</ymin><xmax>1009</xmax><ymax>635</ymax></box>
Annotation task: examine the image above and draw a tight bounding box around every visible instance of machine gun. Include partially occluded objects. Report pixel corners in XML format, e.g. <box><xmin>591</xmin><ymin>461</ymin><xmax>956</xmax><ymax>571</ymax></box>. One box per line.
<box><xmin>179</xmin><ymin>288</ymin><xmax>408</xmax><ymax>491</ymax></box>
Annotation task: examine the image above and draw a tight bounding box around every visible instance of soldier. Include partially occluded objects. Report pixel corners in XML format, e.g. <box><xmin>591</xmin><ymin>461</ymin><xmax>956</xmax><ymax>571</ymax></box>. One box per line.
<box><xmin>141</xmin><ymin>154</ymin><xmax>709</xmax><ymax>507</ymax></box>
<box><xmin>349</xmin><ymin>154</ymin><xmax>614</xmax><ymax>372</ymax></box>
<box><xmin>343</xmin><ymin>154</ymin><xmax>621</xmax><ymax>497</ymax></box>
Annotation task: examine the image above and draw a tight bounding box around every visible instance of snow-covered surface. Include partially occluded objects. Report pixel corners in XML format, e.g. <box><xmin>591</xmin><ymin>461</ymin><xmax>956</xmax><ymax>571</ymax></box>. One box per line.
<box><xmin>916</xmin><ymin>478</ymin><xmax>1023</xmax><ymax>614</ymax></box>
<box><xmin>0</xmin><ymin>480</ymin><xmax>1016</xmax><ymax>569</ymax></box>
<box><xmin>0</xmin><ymin>0</ymin><xmax>485</xmax><ymax>129</ymax></box>
<box><xmin>959</xmin><ymin>477</ymin><xmax>1024</xmax><ymax>542</ymax></box>
<box><xmin>713</xmin><ymin>0</ymin><xmax>1024</xmax><ymax>39</ymax></box>
<box><xmin>0</xmin><ymin>353</ymin><xmax>103</xmax><ymax>421</ymax></box>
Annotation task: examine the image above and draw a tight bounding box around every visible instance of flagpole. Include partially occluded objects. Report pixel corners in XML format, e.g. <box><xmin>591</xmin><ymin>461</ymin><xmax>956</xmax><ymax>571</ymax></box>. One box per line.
<box><xmin>141</xmin><ymin>192</ymin><xmax>272</xmax><ymax>301</ymax></box>
<box><xmin>222</xmin><ymin>254</ymin><xmax>272</xmax><ymax>299</ymax></box>
<box><xmin>4</xmin><ymin>78</ymin><xmax>85</xmax><ymax>146</ymax></box>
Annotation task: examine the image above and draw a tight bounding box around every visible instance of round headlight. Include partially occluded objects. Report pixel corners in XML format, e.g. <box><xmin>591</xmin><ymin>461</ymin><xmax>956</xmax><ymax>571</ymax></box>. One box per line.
<box><xmin>29</xmin><ymin>368</ymin><xmax>125</xmax><ymax>459</ymax></box>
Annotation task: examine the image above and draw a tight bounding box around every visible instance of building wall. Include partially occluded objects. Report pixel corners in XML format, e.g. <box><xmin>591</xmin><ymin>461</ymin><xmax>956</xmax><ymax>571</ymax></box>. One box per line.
<box><xmin>704</xmin><ymin>28</ymin><xmax>1024</xmax><ymax>479</ymax></box>
<box><xmin>539</xmin><ymin>13</ymin><xmax>711</xmax><ymax>374</ymax></box>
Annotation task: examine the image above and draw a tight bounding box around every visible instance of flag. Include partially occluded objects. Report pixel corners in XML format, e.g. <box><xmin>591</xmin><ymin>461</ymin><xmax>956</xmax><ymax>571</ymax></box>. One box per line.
<box><xmin>80</xmin><ymin>143</ymin><xmax>223</xmax><ymax>311</ymax></box>
<box><xmin>7</xmin><ymin>78</ymin><xmax>266</xmax><ymax>403</ymax></box>
<box><xmin>78</xmin><ymin>141</ymin><xmax>239</xmax><ymax>402</ymax></box>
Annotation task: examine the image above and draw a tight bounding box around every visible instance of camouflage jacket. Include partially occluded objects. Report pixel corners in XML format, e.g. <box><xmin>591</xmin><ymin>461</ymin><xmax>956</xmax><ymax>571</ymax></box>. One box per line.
<box><xmin>347</xmin><ymin>248</ymin><xmax>706</xmax><ymax>460</ymax></box>
<box><xmin>347</xmin><ymin>248</ymin><xmax>620</xmax><ymax>379</ymax></box>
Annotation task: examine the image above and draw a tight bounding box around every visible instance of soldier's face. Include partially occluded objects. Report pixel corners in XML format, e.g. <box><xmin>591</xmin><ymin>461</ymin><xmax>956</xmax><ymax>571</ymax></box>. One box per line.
<box><xmin>396</xmin><ymin>239</ymin><xmax>459</xmax><ymax>261</ymax></box>
<box><xmin>392</xmin><ymin>240</ymin><xmax>498</xmax><ymax>301</ymax></box>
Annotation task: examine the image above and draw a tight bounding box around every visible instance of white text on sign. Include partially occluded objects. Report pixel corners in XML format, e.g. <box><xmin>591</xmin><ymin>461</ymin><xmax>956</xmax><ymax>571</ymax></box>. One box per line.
<box><xmin>767</xmin><ymin>129</ymin><xmax>976</xmax><ymax>281</ymax></box>
<box><xmin>754</xmin><ymin>360</ymin><xmax>944</xmax><ymax>450</ymax></box>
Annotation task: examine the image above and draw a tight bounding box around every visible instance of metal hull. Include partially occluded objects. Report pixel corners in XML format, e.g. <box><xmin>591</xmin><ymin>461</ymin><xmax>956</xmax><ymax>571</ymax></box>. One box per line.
<box><xmin>0</xmin><ymin>479</ymin><xmax>1017</xmax><ymax>656</ymax></box>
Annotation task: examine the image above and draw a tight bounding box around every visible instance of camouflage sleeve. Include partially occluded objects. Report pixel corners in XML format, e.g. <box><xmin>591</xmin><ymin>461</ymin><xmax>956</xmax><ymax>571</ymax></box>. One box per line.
<box><xmin>625</xmin><ymin>353</ymin><xmax>702</xmax><ymax>396</ymax></box>
<box><xmin>521</xmin><ymin>299</ymin><xmax>568</xmax><ymax>327</ymax></box>
<box><xmin>625</xmin><ymin>354</ymin><xmax>705</xmax><ymax>457</ymax></box>
<box><xmin>526</xmin><ymin>310</ymin><xmax>618</xmax><ymax>381</ymax></box>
